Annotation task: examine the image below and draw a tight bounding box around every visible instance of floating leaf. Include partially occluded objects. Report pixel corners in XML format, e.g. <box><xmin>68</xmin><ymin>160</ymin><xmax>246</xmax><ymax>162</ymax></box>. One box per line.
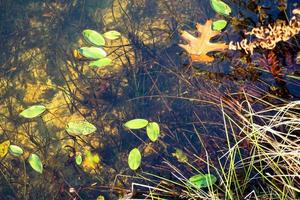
<box><xmin>82</xmin><ymin>151</ymin><xmax>100</xmax><ymax>170</ymax></box>
<box><xmin>0</xmin><ymin>140</ymin><xmax>10</xmax><ymax>158</ymax></box>
<box><xmin>96</xmin><ymin>195</ymin><xmax>105</xmax><ymax>200</ymax></box>
<box><xmin>172</xmin><ymin>148</ymin><xmax>188</xmax><ymax>163</ymax></box>
<box><xmin>124</xmin><ymin>119</ymin><xmax>149</xmax><ymax>130</ymax></box>
<box><xmin>78</xmin><ymin>47</ymin><xmax>107</xmax><ymax>59</ymax></box>
<box><xmin>9</xmin><ymin>145</ymin><xmax>23</xmax><ymax>157</ymax></box>
<box><xmin>179</xmin><ymin>20</ymin><xmax>228</xmax><ymax>63</ymax></box>
<box><xmin>19</xmin><ymin>105</ymin><xmax>46</xmax><ymax>118</ymax></box>
<box><xmin>128</xmin><ymin>148</ymin><xmax>141</xmax><ymax>170</ymax></box>
<box><xmin>82</xmin><ymin>29</ymin><xmax>105</xmax><ymax>46</ymax></box>
<box><xmin>103</xmin><ymin>30</ymin><xmax>121</xmax><ymax>40</ymax></box>
<box><xmin>89</xmin><ymin>58</ymin><xmax>112</xmax><ymax>68</ymax></box>
<box><xmin>212</xmin><ymin>20</ymin><xmax>228</xmax><ymax>31</ymax></box>
<box><xmin>66</xmin><ymin>121</ymin><xmax>97</xmax><ymax>136</ymax></box>
<box><xmin>189</xmin><ymin>174</ymin><xmax>217</xmax><ymax>189</ymax></box>
<box><xmin>146</xmin><ymin>122</ymin><xmax>160</xmax><ymax>142</ymax></box>
<box><xmin>75</xmin><ymin>154</ymin><xmax>82</xmax><ymax>165</ymax></box>
<box><xmin>73</xmin><ymin>49</ymin><xmax>83</xmax><ymax>60</ymax></box>
<box><xmin>28</xmin><ymin>153</ymin><xmax>43</xmax><ymax>174</ymax></box>
<box><xmin>210</xmin><ymin>0</ymin><xmax>231</xmax><ymax>16</ymax></box>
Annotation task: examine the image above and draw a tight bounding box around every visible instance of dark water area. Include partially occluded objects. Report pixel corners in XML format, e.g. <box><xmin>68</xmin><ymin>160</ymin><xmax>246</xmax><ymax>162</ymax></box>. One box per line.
<box><xmin>0</xmin><ymin>0</ymin><xmax>300</xmax><ymax>199</ymax></box>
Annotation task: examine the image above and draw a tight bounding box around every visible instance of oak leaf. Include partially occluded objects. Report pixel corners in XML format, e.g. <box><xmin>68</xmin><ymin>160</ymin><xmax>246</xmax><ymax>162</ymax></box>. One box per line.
<box><xmin>179</xmin><ymin>20</ymin><xmax>228</xmax><ymax>62</ymax></box>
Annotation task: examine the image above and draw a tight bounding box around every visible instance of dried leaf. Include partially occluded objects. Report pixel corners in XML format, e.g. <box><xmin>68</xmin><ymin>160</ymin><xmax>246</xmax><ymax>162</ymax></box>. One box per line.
<box><xmin>179</xmin><ymin>20</ymin><xmax>228</xmax><ymax>63</ymax></box>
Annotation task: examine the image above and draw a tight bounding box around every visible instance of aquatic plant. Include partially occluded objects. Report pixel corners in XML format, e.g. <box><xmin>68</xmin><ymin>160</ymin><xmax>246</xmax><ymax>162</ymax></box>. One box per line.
<box><xmin>180</xmin><ymin>6</ymin><xmax>300</xmax><ymax>63</ymax></box>
<box><xmin>1</xmin><ymin>0</ymin><xmax>300</xmax><ymax>199</ymax></box>
<box><xmin>188</xmin><ymin>173</ymin><xmax>217</xmax><ymax>189</ymax></box>
<box><xmin>19</xmin><ymin>105</ymin><xmax>46</xmax><ymax>118</ymax></box>
<box><xmin>179</xmin><ymin>0</ymin><xmax>230</xmax><ymax>63</ymax></box>
<box><xmin>257</xmin><ymin>51</ymin><xmax>281</xmax><ymax>78</ymax></box>
<box><xmin>210</xmin><ymin>0</ymin><xmax>231</xmax><ymax>16</ymax></box>
<box><xmin>128</xmin><ymin>148</ymin><xmax>142</xmax><ymax>171</ymax></box>
<box><xmin>74</xmin><ymin>29</ymin><xmax>121</xmax><ymax>68</ymax></box>
<box><xmin>229</xmin><ymin>8</ymin><xmax>300</xmax><ymax>54</ymax></box>
<box><xmin>124</xmin><ymin>119</ymin><xmax>160</xmax><ymax>170</ymax></box>
<box><xmin>0</xmin><ymin>103</ymin><xmax>100</xmax><ymax>176</ymax></box>
<box><xmin>66</xmin><ymin>121</ymin><xmax>97</xmax><ymax>136</ymax></box>
<box><xmin>126</xmin><ymin>95</ymin><xmax>300</xmax><ymax>199</ymax></box>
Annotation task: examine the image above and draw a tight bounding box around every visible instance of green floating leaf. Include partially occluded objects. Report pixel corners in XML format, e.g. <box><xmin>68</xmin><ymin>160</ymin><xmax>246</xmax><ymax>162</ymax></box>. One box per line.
<box><xmin>66</xmin><ymin>121</ymin><xmax>97</xmax><ymax>136</ymax></box>
<box><xmin>189</xmin><ymin>174</ymin><xmax>217</xmax><ymax>189</ymax></box>
<box><xmin>75</xmin><ymin>154</ymin><xmax>82</xmax><ymax>165</ymax></box>
<box><xmin>103</xmin><ymin>30</ymin><xmax>121</xmax><ymax>40</ymax></box>
<box><xmin>82</xmin><ymin>29</ymin><xmax>105</xmax><ymax>46</ymax></box>
<box><xmin>28</xmin><ymin>153</ymin><xmax>43</xmax><ymax>174</ymax></box>
<box><xmin>212</xmin><ymin>20</ymin><xmax>228</xmax><ymax>31</ymax></box>
<box><xmin>9</xmin><ymin>145</ymin><xmax>23</xmax><ymax>157</ymax></box>
<box><xmin>146</xmin><ymin>122</ymin><xmax>160</xmax><ymax>142</ymax></box>
<box><xmin>89</xmin><ymin>57</ymin><xmax>112</xmax><ymax>68</ymax></box>
<box><xmin>128</xmin><ymin>148</ymin><xmax>141</xmax><ymax>170</ymax></box>
<box><xmin>19</xmin><ymin>105</ymin><xmax>46</xmax><ymax>119</ymax></box>
<box><xmin>210</xmin><ymin>0</ymin><xmax>231</xmax><ymax>16</ymax></box>
<box><xmin>78</xmin><ymin>47</ymin><xmax>107</xmax><ymax>59</ymax></box>
<box><xmin>124</xmin><ymin>119</ymin><xmax>149</xmax><ymax>130</ymax></box>
<box><xmin>172</xmin><ymin>148</ymin><xmax>188</xmax><ymax>163</ymax></box>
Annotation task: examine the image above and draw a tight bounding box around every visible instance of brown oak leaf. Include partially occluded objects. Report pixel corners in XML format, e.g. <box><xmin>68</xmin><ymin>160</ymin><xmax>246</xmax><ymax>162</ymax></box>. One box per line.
<box><xmin>179</xmin><ymin>20</ymin><xmax>228</xmax><ymax>63</ymax></box>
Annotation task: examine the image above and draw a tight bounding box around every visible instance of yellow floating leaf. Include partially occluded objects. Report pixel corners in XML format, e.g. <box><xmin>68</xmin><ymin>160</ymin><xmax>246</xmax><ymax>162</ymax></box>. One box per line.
<box><xmin>82</xmin><ymin>151</ymin><xmax>100</xmax><ymax>170</ymax></box>
<box><xmin>0</xmin><ymin>140</ymin><xmax>10</xmax><ymax>158</ymax></box>
<box><xmin>96</xmin><ymin>195</ymin><xmax>105</xmax><ymax>200</ymax></box>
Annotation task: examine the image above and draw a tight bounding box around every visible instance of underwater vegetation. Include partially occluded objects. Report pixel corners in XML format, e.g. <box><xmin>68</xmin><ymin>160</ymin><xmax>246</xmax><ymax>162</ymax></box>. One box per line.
<box><xmin>0</xmin><ymin>0</ymin><xmax>300</xmax><ymax>199</ymax></box>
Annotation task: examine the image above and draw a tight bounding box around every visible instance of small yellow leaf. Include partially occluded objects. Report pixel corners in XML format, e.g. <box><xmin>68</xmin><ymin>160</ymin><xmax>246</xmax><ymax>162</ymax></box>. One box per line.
<box><xmin>96</xmin><ymin>195</ymin><xmax>105</xmax><ymax>200</ymax></box>
<box><xmin>82</xmin><ymin>151</ymin><xmax>100</xmax><ymax>170</ymax></box>
<box><xmin>0</xmin><ymin>140</ymin><xmax>10</xmax><ymax>158</ymax></box>
<box><xmin>172</xmin><ymin>148</ymin><xmax>188</xmax><ymax>163</ymax></box>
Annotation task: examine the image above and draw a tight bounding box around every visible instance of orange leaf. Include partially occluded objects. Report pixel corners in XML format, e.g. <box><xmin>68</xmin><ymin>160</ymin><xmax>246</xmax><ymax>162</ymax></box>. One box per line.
<box><xmin>179</xmin><ymin>20</ymin><xmax>228</xmax><ymax>63</ymax></box>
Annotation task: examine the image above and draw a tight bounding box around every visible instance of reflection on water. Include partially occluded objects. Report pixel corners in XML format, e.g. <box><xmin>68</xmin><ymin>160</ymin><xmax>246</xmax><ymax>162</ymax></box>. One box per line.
<box><xmin>0</xmin><ymin>0</ymin><xmax>300</xmax><ymax>199</ymax></box>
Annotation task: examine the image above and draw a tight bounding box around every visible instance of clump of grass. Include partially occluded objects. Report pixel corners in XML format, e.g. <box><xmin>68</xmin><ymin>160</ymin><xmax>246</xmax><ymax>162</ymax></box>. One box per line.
<box><xmin>126</xmin><ymin>92</ymin><xmax>300</xmax><ymax>200</ymax></box>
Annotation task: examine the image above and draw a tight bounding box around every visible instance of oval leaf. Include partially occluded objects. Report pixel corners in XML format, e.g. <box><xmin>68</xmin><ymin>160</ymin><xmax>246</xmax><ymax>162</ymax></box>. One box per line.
<box><xmin>189</xmin><ymin>174</ymin><xmax>217</xmax><ymax>189</ymax></box>
<box><xmin>66</xmin><ymin>121</ymin><xmax>97</xmax><ymax>136</ymax></box>
<box><xmin>212</xmin><ymin>20</ymin><xmax>228</xmax><ymax>31</ymax></box>
<box><xmin>128</xmin><ymin>148</ymin><xmax>141</xmax><ymax>170</ymax></box>
<box><xmin>82</xmin><ymin>29</ymin><xmax>105</xmax><ymax>46</ymax></box>
<box><xmin>124</xmin><ymin>119</ymin><xmax>149</xmax><ymax>130</ymax></box>
<box><xmin>19</xmin><ymin>105</ymin><xmax>46</xmax><ymax>118</ymax></box>
<box><xmin>0</xmin><ymin>140</ymin><xmax>10</xmax><ymax>158</ymax></box>
<box><xmin>103</xmin><ymin>30</ymin><xmax>121</xmax><ymax>40</ymax></box>
<box><xmin>146</xmin><ymin>122</ymin><xmax>160</xmax><ymax>142</ymax></box>
<box><xmin>28</xmin><ymin>153</ymin><xmax>43</xmax><ymax>174</ymax></box>
<box><xmin>75</xmin><ymin>154</ymin><xmax>82</xmax><ymax>165</ymax></box>
<box><xmin>78</xmin><ymin>47</ymin><xmax>107</xmax><ymax>59</ymax></box>
<box><xmin>210</xmin><ymin>0</ymin><xmax>231</xmax><ymax>16</ymax></box>
<box><xmin>9</xmin><ymin>145</ymin><xmax>23</xmax><ymax>157</ymax></box>
<box><xmin>89</xmin><ymin>58</ymin><xmax>112</xmax><ymax>68</ymax></box>
<box><xmin>96</xmin><ymin>195</ymin><xmax>105</xmax><ymax>200</ymax></box>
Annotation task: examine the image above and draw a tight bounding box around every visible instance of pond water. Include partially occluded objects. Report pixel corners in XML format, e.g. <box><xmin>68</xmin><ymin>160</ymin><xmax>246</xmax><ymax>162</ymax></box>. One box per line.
<box><xmin>0</xmin><ymin>0</ymin><xmax>300</xmax><ymax>199</ymax></box>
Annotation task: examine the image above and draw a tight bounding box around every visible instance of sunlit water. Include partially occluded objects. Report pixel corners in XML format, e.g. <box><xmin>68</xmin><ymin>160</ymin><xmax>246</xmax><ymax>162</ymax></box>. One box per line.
<box><xmin>0</xmin><ymin>0</ymin><xmax>300</xmax><ymax>199</ymax></box>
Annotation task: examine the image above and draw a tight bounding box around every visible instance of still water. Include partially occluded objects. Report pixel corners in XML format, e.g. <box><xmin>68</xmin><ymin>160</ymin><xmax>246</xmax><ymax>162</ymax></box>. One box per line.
<box><xmin>0</xmin><ymin>0</ymin><xmax>300</xmax><ymax>199</ymax></box>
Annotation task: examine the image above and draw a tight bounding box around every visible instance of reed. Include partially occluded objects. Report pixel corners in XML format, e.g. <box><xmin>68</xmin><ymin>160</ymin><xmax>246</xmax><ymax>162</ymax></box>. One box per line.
<box><xmin>127</xmin><ymin>92</ymin><xmax>300</xmax><ymax>199</ymax></box>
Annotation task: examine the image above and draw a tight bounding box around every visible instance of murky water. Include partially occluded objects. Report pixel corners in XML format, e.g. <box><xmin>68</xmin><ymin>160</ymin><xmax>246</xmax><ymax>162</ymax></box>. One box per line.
<box><xmin>0</xmin><ymin>0</ymin><xmax>300</xmax><ymax>199</ymax></box>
